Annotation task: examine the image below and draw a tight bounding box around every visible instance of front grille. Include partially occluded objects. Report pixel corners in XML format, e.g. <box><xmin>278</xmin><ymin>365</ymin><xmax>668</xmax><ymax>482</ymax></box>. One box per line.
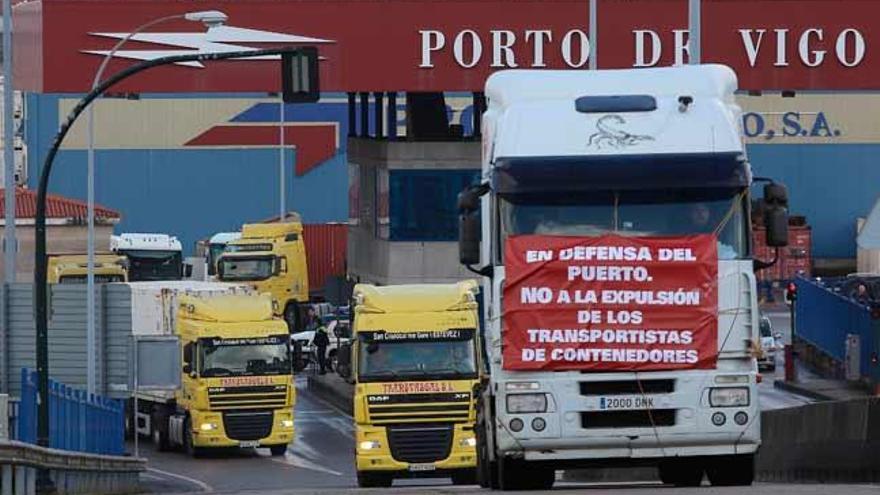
<box><xmin>579</xmin><ymin>380</ymin><xmax>675</xmax><ymax>396</ymax></box>
<box><xmin>367</xmin><ymin>393</ymin><xmax>471</xmax><ymax>424</ymax></box>
<box><xmin>581</xmin><ymin>409</ymin><xmax>677</xmax><ymax>429</ymax></box>
<box><xmin>387</xmin><ymin>424</ymin><xmax>453</xmax><ymax>463</ymax></box>
<box><xmin>222</xmin><ymin>410</ymin><xmax>274</xmax><ymax>440</ymax></box>
<box><xmin>209</xmin><ymin>385</ymin><xmax>287</xmax><ymax>410</ymax></box>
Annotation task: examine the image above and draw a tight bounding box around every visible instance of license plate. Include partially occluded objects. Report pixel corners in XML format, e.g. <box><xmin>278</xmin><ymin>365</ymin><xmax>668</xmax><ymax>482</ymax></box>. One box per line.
<box><xmin>239</xmin><ymin>440</ymin><xmax>260</xmax><ymax>448</ymax></box>
<box><xmin>598</xmin><ymin>396</ymin><xmax>655</xmax><ymax>410</ymax></box>
<box><xmin>408</xmin><ymin>463</ymin><xmax>436</xmax><ymax>472</ymax></box>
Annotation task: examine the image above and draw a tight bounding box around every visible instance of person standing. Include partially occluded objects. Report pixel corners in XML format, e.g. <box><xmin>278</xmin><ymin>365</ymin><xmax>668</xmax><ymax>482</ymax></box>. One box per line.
<box><xmin>314</xmin><ymin>324</ymin><xmax>331</xmax><ymax>374</ymax></box>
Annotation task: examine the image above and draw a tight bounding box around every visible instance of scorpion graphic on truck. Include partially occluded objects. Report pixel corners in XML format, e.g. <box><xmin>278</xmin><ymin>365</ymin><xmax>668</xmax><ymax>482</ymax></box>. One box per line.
<box><xmin>587</xmin><ymin>114</ymin><xmax>654</xmax><ymax>149</ymax></box>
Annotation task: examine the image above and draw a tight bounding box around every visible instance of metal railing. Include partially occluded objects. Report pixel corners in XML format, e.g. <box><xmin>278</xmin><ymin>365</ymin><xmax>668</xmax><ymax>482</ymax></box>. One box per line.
<box><xmin>18</xmin><ymin>370</ymin><xmax>124</xmax><ymax>456</ymax></box>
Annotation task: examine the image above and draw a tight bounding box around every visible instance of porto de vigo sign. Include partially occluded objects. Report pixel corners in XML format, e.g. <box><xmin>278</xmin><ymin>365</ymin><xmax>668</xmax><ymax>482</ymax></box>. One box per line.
<box><xmin>14</xmin><ymin>0</ymin><xmax>880</xmax><ymax>92</ymax></box>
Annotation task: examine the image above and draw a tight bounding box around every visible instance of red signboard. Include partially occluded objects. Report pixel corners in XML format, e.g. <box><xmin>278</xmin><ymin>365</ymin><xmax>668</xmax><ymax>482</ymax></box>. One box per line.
<box><xmin>502</xmin><ymin>235</ymin><xmax>718</xmax><ymax>371</ymax></box>
<box><xmin>12</xmin><ymin>0</ymin><xmax>880</xmax><ymax>93</ymax></box>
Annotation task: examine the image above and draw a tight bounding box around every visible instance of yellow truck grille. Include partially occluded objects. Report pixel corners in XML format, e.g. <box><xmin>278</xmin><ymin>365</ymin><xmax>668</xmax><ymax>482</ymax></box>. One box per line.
<box><xmin>208</xmin><ymin>385</ymin><xmax>288</xmax><ymax>410</ymax></box>
<box><xmin>367</xmin><ymin>392</ymin><xmax>471</xmax><ymax>425</ymax></box>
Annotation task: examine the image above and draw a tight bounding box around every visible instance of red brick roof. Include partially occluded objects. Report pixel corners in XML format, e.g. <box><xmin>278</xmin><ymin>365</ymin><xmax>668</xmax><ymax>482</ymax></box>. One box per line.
<box><xmin>0</xmin><ymin>188</ymin><xmax>121</xmax><ymax>219</ymax></box>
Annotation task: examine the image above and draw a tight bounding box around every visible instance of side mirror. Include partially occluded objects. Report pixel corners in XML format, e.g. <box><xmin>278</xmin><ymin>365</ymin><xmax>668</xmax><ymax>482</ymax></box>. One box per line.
<box><xmin>459</xmin><ymin>213</ymin><xmax>481</xmax><ymax>266</ymax></box>
<box><xmin>336</xmin><ymin>343</ymin><xmax>352</xmax><ymax>379</ymax></box>
<box><xmin>764</xmin><ymin>206</ymin><xmax>789</xmax><ymax>247</ymax></box>
<box><xmin>183</xmin><ymin>263</ymin><xmax>194</xmax><ymax>279</ymax></box>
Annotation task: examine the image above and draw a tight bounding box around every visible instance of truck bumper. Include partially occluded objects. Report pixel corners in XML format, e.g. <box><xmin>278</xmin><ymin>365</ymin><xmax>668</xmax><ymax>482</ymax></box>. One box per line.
<box><xmin>190</xmin><ymin>408</ymin><xmax>295</xmax><ymax>449</ymax></box>
<box><xmin>355</xmin><ymin>424</ymin><xmax>477</xmax><ymax>474</ymax></box>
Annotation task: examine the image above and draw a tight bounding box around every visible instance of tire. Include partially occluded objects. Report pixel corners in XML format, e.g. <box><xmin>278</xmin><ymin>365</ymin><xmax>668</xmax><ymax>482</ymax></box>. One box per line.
<box><xmin>658</xmin><ymin>459</ymin><xmax>704</xmax><ymax>487</ymax></box>
<box><xmin>151</xmin><ymin>412</ymin><xmax>171</xmax><ymax>452</ymax></box>
<box><xmin>182</xmin><ymin>417</ymin><xmax>205</xmax><ymax>458</ymax></box>
<box><xmin>476</xmin><ymin>406</ymin><xmax>499</xmax><ymax>489</ymax></box>
<box><xmin>498</xmin><ymin>457</ymin><xmax>554</xmax><ymax>491</ymax></box>
<box><xmin>356</xmin><ymin>471</ymin><xmax>393</xmax><ymax>488</ymax></box>
<box><xmin>451</xmin><ymin>469</ymin><xmax>478</xmax><ymax>485</ymax></box>
<box><xmin>270</xmin><ymin>444</ymin><xmax>288</xmax><ymax>457</ymax></box>
<box><xmin>706</xmin><ymin>454</ymin><xmax>754</xmax><ymax>486</ymax></box>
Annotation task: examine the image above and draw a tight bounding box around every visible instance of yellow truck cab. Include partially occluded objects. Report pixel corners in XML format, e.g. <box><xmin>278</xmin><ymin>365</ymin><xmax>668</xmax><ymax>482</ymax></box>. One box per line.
<box><xmin>133</xmin><ymin>289</ymin><xmax>295</xmax><ymax>457</ymax></box>
<box><xmin>47</xmin><ymin>254</ymin><xmax>128</xmax><ymax>284</ymax></box>
<box><xmin>340</xmin><ymin>281</ymin><xmax>481</xmax><ymax>488</ymax></box>
<box><xmin>216</xmin><ymin>220</ymin><xmax>308</xmax><ymax>331</ymax></box>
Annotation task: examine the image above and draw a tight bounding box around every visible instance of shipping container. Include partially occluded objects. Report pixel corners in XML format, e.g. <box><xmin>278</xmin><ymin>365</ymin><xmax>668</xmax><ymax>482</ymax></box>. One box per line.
<box><xmin>303</xmin><ymin>223</ymin><xmax>348</xmax><ymax>296</ymax></box>
<box><xmin>753</xmin><ymin>225</ymin><xmax>813</xmax><ymax>283</ymax></box>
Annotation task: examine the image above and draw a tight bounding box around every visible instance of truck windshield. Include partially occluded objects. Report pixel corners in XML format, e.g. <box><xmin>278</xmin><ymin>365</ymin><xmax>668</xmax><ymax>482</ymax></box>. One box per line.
<box><xmin>121</xmin><ymin>250</ymin><xmax>182</xmax><ymax>281</ymax></box>
<box><xmin>199</xmin><ymin>336</ymin><xmax>290</xmax><ymax>377</ymax></box>
<box><xmin>357</xmin><ymin>330</ymin><xmax>478</xmax><ymax>382</ymax></box>
<box><xmin>500</xmin><ymin>189</ymin><xmax>748</xmax><ymax>260</ymax></box>
<box><xmin>218</xmin><ymin>256</ymin><xmax>274</xmax><ymax>281</ymax></box>
<box><xmin>207</xmin><ymin>244</ymin><xmax>227</xmax><ymax>276</ymax></box>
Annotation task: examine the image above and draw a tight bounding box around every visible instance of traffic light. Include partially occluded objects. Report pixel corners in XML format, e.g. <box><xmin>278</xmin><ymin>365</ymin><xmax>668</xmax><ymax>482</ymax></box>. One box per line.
<box><xmin>784</xmin><ymin>282</ymin><xmax>797</xmax><ymax>304</ymax></box>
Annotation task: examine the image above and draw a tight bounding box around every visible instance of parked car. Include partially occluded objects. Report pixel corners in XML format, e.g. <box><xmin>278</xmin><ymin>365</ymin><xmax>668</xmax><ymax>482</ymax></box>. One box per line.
<box><xmin>291</xmin><ymin>316</ymin><xmax>351</xmax><ymax>371</ymax></box>
<box><xmin>758</xmin><ymin>316</ymin><xmax>782</xmax><ymax>372</ymax></box>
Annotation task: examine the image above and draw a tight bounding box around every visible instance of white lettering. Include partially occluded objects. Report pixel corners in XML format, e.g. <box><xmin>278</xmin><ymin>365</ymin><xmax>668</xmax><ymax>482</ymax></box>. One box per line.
<box><xmin>491</xmin><ymin>30</ymin><xmax>518</xmax><ymax>68</ymax></box>
<box><xmin>525</xmin><ymin>30</ymin><xmax>553</xmax><ymax>67</ymax></box>
<box><xmin>673</xmin><ymin>29</ymin><xmax>690</xmax><ymax>65</ymax></box>
<box><xmin>775</xmin><ymin>29</ymin><xmax>790</xmax><ymax>67</ymax></box>
<box><xmin>634</xmin><ymin>30</ymin><xmax>662</xmax><ymax>67</ymax></box>
<box><xmin>836</xmin><ymin>29</ymin><xmax>866</xmax><ymax>67</ymax></box>
<box><xmin>799</xmin><ymin>28</ymin><xmax>826</xmax><ymax>67</ymax></box>
<box><xmin>561</xmin><ymin>29</ymin><xmax>590</xmax><ymax>68</ymax></box>
<box><xmin>419</xmin><ymin>30</ymin><xmax>445</xmax><ymax>68</ymax></box>
<box><xmin>738</xmin><ymin>29</ymin><xmax>766</xmax><ymax>67</ymax></box>
<box><xmin>521</xmin><ymin>287</ymin><xmax>553</xmax><ymax>304</ymax></box>
<box><xmin>453</xmin><ymin>30</ymin><xmax>483</xmax><ymax>68</ymax></box>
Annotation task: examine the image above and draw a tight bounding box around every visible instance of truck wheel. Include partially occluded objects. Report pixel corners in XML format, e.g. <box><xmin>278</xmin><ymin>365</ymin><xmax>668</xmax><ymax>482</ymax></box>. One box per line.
<box><xmin>451</xmin><ymin>469</ymin><xmax>477</xmax><ymax>485</ymax></box>
<box><xmin>270</xmin><ymin>444</ymin><xmax>288</xmax><ymax>456</ymax></box>
<box><xmin>706</xmin><ymin>454</ymin><xmax>754</xmax><ymax>486</ymax></box>
<box><xmin>183</xmin><ymin>417</ymin><xmax>205</xmax><ymax>458</ymax></box>
<box><xmin>356</xmin><ymin>471</ymin><xmax>392</xmax><ymax>488</ymax></box>
<box><xmin>476</xmin><ymin>409</ymin><xmax>499</xmax><ymax>489</ymax></box>
<box><xmin>151</xmin><ymin>412</ymin><xmax>171</xmax><ymax>452</ymax></box>
<box><xmin>659</xmin><ymin>459</ymin><xmax>704</xmax><ymax>487</ymax></box>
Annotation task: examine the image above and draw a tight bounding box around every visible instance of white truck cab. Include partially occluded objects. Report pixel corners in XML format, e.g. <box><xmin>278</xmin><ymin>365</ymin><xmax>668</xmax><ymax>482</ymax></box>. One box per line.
<box><xmin>457</xmin><ymin>65</ymin><xmax>790</xmax><ymax>490</ymax></box>
<box><xmin>112</xmin><ymin>233</ymin><xmax>185</xmax><ymax>282</ymax></box>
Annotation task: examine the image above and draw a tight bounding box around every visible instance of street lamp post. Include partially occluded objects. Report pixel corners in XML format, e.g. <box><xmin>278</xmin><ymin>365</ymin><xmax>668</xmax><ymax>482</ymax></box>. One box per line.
<box><xmin>84</xmin><ymin>10</ymin><xmax>227</xmax><ymax>395</ymax></box>
<box><xmin>688</xmin><ymin>0</ymin><xmax>701</xmax><ymax>64</ymax></box>
<box><xmin>36</xmin><ymin>46</ymin><xmax>312</xmax><ymax>454</ymax></box>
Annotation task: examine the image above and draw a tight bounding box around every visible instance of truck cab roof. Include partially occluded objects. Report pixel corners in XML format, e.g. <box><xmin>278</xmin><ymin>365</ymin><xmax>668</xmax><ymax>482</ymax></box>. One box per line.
<box><xmin>112</xmin><ymin>233</ymin><xmax>182</xmax><ymax>252</ymax></box>
<box><xmin>238</xmin><ymin>220</ymin><xmax>302</xmax><ymax>241</ymax></box>
<box><xmin>178</xmin><ymin>293</ymin><xmax>276</xmax><ymax>323</ymax></box>
<box><xmin>353</xmin><ymin>281</ymin><xmax>478</xmax><ymax>314</ymax></box>
<box><xmin>484</xmin><ymin>65</ymin><xmax>743</xmax><ymax>161</ymax></box>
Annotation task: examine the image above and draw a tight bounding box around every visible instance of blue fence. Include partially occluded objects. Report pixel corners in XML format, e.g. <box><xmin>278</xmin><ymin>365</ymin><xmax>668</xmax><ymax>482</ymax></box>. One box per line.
<box><xmin>18</xmin><ymin>369</ymin><xmax>125</xmax><ymax>455</ymax></box>
<box><xmin>795</xmin><ymin>277</ymin><xmax>880</xmax><ymax>381</ymax></box>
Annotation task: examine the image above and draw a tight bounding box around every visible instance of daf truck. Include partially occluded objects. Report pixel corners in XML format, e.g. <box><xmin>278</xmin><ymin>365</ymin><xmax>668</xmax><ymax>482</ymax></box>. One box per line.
<box><xmin>112</xmin><ymin>233</ymin><xmax>184</xmax><ymax>281</ymax></box>
<box><xmin>47</xmin><ymin>254</ymin><xmax>128</xmax><ymax>283</ymax></box>
<box><xmin>338</xmin><ymin>281</ymin><xmax>481</xmax><ymax>487</ymax></box>
<box><xmin>217</xmin><ymin>219</ymin><xmax>309</xmax><ymax>331</ymax></box>
<box><xmin>129</xmin><ymin>281</ymin><xmax>295</xmax><ymax>457</ymax></box>
<box><xmin>456</xmin><ymin>65</ymin><xmax>790</xmax><ymax>489</ymax></box>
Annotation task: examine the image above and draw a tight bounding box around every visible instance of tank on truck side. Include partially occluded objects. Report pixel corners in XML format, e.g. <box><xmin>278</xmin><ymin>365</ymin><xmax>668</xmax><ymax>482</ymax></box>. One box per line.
<box><xmin>456</xmin><ymin>65</ymin><xmax>791</xmax><ymax>490</ymax></box>
<box><xmin>112</xmin><ymin>233</ymin><xmax>184</xmax><ymax>281</ymax></box>
<box><xmin>47</xmin><ymin>253</ymin><xmax>128</xmax><ymax>283</ymax></box>
<box><xmin>216</xmin><ymin>218</ymin><xmax>309</xmax><ymax>331</ymax></box>
<box><xmin>128</xmin><ymin>281</ymin><xmax>295</xmax><ymax>457</ymax></box>
<box><xmin>337</xmin><ymin>281</ymin><xmax>481</xmax><ymax>488</ymax></box>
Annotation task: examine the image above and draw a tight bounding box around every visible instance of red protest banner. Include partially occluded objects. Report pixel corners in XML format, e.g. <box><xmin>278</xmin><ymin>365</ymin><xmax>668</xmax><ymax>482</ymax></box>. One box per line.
<box><xmin>502</xmin><ymin>234</ymin><xmax>718</xmax><ymax>371</ymax></box>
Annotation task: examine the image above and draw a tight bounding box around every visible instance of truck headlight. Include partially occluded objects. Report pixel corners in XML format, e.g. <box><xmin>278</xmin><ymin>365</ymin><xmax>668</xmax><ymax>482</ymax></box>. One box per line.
<box><xmin>709</xmin><ymin>387</ymin><xmax>750</xmax><ymax>408</ymax></box>
<box><xmin>359</xmin><ymin>440</ymin><xmax>381</xmax><ymax>450</ymax></box>
<box><xmin>281</xmin><ymin>419</ymin><xmax>294</xmax><ymax>428</ymax></box>
<box><xmin>199</xmin><ymin>422</ymin><xmax>218</xmax><ymax>431</ymax></box>
<box><xmin>459</xmin><ymin>437</ymin><xmax>477</xmax><ymax>448</ymax></box>
<box><xmin>506</xmin><ymin>393</ymin><xmax>547</xmax><ymax>413</ymax></box>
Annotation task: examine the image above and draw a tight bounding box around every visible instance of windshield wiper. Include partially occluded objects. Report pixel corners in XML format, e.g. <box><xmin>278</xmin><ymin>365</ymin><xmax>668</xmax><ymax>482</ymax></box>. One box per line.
<box><xmin>202</xmin><ymin>367</ymin><xmax>233</xmax><ymax>377</ymax></box>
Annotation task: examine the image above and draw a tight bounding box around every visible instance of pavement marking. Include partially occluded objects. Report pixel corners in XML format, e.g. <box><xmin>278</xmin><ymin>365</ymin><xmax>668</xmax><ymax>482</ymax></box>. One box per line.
<box><xmin>146</xmin><ymin>467</ymin><xmax>213</xmax><ymax>493</ymax></box>
<box><xmin>269</xmin><ymin>452</ymin><xmax>345</xmax><ymax>476</ymax></box>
